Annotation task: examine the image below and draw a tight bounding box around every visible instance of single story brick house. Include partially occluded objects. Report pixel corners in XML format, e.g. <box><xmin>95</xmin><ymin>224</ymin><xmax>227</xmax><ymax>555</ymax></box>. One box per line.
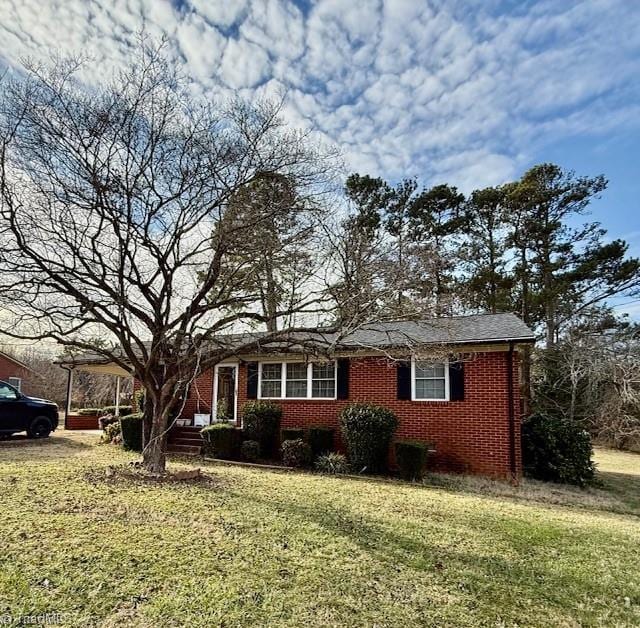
<box><xmin>62</xmin><ymin>313</ymin><xmax>535</xmax><ymax>479</ymax></box>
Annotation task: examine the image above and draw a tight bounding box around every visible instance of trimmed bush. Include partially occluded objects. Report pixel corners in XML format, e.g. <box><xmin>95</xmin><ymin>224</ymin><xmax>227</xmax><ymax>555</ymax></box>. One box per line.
<box><xmin>77</xmin><ymin>408</ymin><xmax>100</xmax><ymax>416</ymax></box>
<box><xmin>281</xmin><ymin>439</ymin><xmax>312</xmax><ymax>468</ymax></box>
<box><xmin>395</xmin><ymin>440</ymin><xmax>428</xmax><ymax>481</ymax></box>
<box><xmin>308</xmin><ymin>426</ymin><xmax>334</xmax><ymax>457</ymax></box>
<box><xmin>201</xmin><ymin>423</ymin><xmax>240</xmax><ymax>460</ymax></box>
<box><xmin>522</xmin><ymin>413</ymin><xmax>595</xmax><ymax>486</ymax></box>
<box><xmin>100</xmin><ymin>405</ymin><xmax>133</xmax><ymax>417</ymax></box>
<box><xmin>315</xmin><ymin>452</ymin><xmax>349</xmax><ymax>475</ymax></box>
<box><xmin>241</xmin><ymin>440</ymin><xmax>260</xmax><ymax>462</ymax></box>
<box><xmin>281</xmin><ymin>428</ymin><xmax>305</xmax><ymax>442</ymax></box>
<box><xmin>120</xmin><ymin>413</ymin><xmax>143</xmax><ymax>452</ymax></box>
<box><xmin>339</xmin><ymin>403</ymin><xmax>398</xmax><ymax>474</ymax></box>
<box><xmin>242</xmin><ymin>401</ymin><xmax>282</xmax><ymax>457</ymax></box>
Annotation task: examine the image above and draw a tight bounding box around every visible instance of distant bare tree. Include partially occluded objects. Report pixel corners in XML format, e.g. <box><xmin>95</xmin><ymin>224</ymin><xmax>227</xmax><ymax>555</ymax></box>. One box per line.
<box><xmin>0</xmin><ymin>42</ymin><xmax>339</xmax><ymax>473</ymax></box>
<box><xmin>534</xmin><ymin>319</ymin><xmax>640</xmax><ymax>451</ymax></box>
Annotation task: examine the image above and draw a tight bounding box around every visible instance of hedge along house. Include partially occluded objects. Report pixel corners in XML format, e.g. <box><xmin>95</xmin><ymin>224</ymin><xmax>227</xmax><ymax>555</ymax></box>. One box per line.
<box><xmin>60</xmin><ymin>313</ymin><xmax>535</xmax><ymax>478</ymax></box>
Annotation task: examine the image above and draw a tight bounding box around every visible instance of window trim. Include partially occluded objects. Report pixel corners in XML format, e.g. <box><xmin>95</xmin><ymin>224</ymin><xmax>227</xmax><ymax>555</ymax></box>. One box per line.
<box><xmin>257</xmin><ymin>360</ymin><xmax>337</xmax><ymax>400</ymax></box>
<box><xmin>258</xmin><ymin>362</ymin><xmax>284</xmax><ymax>399</ymax></box>
<box><xmin>411</xmin><ymin>357</ymin><xmax>449</xmax><ymax>402</ymax></box>
<box><xmin>285</xmin><ymin>362</ymin><xmax>309</xmax><ymax>399</ymax></box>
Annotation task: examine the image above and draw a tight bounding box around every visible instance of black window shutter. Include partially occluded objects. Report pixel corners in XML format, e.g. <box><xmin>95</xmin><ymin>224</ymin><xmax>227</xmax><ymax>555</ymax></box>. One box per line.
<box><xmin>246</xmin><ymin>362</ymin><xmax>259</xmax><ymax>399</ymax></box>
<box><xmin>336</xmin><ymin>358</ymin><xmax>349</xmax><ymax>399</ymax></box>
<box><xmin>397</xmin><ymin>361</ymin><xmax>412</xmax><ymax>400</ymax></box>
<box><xmin>449</xmin><ymin>361</ymin><xmax>464</xmax><ymax>401</ymax></box>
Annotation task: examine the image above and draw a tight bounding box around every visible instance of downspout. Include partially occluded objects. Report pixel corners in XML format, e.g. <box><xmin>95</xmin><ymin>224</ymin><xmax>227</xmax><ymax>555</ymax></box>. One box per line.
<box><xmin>506</xmin><ymin>342</ymin><xmax>518</xmax><ymax>484</ymax></box>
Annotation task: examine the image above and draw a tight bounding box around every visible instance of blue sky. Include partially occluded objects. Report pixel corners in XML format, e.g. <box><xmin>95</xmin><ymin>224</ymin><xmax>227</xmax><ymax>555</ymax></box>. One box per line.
<box><xmin>1</xmin><ymin>0</ymin><xmax>639</xmax><ymax>314</ymax></box>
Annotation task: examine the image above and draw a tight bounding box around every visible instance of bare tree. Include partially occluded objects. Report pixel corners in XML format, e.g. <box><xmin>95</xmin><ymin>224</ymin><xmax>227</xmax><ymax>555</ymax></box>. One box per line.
<box><xmin>534</xmin><ymin>317</ymin><xmax>640</xmax><ymax>451</ymax></box>
<box><xmin>0</xmin><ymin>42</ymin><xmax>339</xmax><ymax>473</ymax></box>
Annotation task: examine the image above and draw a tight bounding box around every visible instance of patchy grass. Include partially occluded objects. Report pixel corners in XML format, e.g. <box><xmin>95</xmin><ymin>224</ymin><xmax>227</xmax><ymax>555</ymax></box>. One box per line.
<box><xmin>0</xmin><ymin>434</ymin><xmax>639</xmax><ymax>627</ymax></box>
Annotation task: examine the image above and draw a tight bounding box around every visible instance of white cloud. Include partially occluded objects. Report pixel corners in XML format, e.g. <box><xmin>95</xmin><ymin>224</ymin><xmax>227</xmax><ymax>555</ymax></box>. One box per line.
<box><xmin>219</xmin><ymin>37</ymin><xmax>270</xmax><ymax>88</ymax></box>
<box><xmin>176</xmin><ymin>13</ymin><xmax>225</xmax><ymax>81</ymax></box>
<box><xmin>187</xmin><ymin>0</ymin><xmax>249</xmax><ymax>29</ymax></box>
<box><xmin>0</xmin><ymin>0</ymin><xmax>638</xmax><ymax>189</ymax></box>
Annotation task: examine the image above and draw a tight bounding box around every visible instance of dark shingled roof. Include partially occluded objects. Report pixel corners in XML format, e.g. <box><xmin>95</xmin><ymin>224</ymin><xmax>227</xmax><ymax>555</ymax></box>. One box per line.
<box><xmin>58</xmin><ymin>313</ymin><xmax>535</xmax><ymax>368</ymax></box>
<box><xmin>337</xmin><ymin>313</ymin><xmax>535</xmax><ymax>348</ymax></box>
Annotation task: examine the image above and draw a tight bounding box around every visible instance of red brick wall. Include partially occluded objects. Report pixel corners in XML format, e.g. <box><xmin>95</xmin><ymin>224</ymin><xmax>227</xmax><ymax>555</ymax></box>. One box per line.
<box><xmin>179</xmin><ymin>351</ymin><xmax>523</xmax><ymax>479</ymax></box>
<box><xmin>0</xmin><ymin>354</ymin><xmax>32</xmax><ymax>394</ymax></box>
<box><xmin>65</xmin><ymin>414</ymin><xmax>100</xmax><ymax>430</ymax></box>
<box><xmin>181</xmin><ymin>369</ymin><xmax>214</xmax><ymax>418</ymax></box>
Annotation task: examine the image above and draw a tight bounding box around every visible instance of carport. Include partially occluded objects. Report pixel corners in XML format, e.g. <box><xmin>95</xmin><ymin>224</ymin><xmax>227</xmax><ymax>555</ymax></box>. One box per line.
<box><xmin>57</xmin><ymin>355</ymin><xmax>133</xmax><ymax>430</ymax></box>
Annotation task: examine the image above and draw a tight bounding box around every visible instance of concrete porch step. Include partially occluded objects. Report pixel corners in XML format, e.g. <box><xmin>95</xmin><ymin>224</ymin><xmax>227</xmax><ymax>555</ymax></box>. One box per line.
<box><xmin>167</xmin><ymin>443</ymin><xmax>202</xmax><ymax>455</ymax></box>
<box><xmin>169</xmin><ymin>436</ymin><xmax>202</xmax><ymax>446</ymax></box>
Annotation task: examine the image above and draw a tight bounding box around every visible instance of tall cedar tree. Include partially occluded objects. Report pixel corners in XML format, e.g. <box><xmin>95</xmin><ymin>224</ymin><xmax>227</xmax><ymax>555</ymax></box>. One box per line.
<box><xmin>212</xmin><ymin>172</ymin><xmax>315</xmax><ymax>332</ymax></box>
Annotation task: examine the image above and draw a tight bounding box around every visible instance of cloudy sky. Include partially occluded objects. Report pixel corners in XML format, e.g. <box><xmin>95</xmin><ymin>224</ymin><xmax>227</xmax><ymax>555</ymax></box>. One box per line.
<box><xmin>1</xmin><ymin>0</ymin><xmax>639</xmax><ymax>313</ymax></box>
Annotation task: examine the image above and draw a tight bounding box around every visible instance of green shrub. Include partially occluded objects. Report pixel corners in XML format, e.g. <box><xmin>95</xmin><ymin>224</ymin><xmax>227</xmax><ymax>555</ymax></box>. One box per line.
<box><xmin>314</xmin><ymin>452</ymin><xmax>349</xmax><ymax>474</ymax></box>
<box><xmin>339</xmin><ymin>403</ymin><xmax>398</xmax><ymax>474</ymax></box>
<box><xmin>120</xmin><ymin>413</ymin><xmax>143</xmax><ymax>452</ymax></box>
<box><xmin>281</xmin><ymin>439</ymin><xmax>312</xmax><ymax>468</ymax></box>
<box><xmin>395</xmin><ymin>440</ymin><xmax>428</xmax><ymax>481</ymax></box>
<box><xmin>100</xmin><ymin>405</ymin><xmax>133</xmax><ymax>417</ymax></box>
<box><xmin>134</xmin><ymin>389</ymin><xmax>145</xmax><ymax>413</ymax></box>
<box><xmin>241</xmin><ymin>440</ymin><xmax>260</xmax><ymax>462</ymax></box>
<box><xmin>281</xmin><ymin>428</ymin><xmax>305</xmax><ymax>442</ymax></box>
<box><xmin>242</xmin><ymin>401</ymin><xmax>282</xmax><ymax>457</ymax></box>
<box><xmin>308</xmin><ymin>426</ymin><xmax>334</xmax><ymax>457</ymax></box>
<box><xmin>522</xmin><ymin>413</ymin><xmax>595</xmax><ymax>486</ymax></box>
<box><xmin>77</xmin><ymin>408</ymin><xmax>100</xmax><ymax>416</ymax></box>
<box><xmin>201</xmin><ymin>423</ymin><xmax>240</xmax><ymax>459</ymax></box>
<box><xmin>101</xmin><ymin>421</ymin><xmax>121</xmax><ymax>444</ymax></box>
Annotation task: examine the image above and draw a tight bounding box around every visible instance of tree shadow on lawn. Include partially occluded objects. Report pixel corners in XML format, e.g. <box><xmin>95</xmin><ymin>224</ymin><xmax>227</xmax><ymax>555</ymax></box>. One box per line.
<box><xmin>597</xmin><ymin>470</ymin><xmax>640</xmax><ymax>514</ymax></box>
<box><xmin>240</xmin><ymin>487</ymin><xmax>631</xmax><ymax>619</ymax></box>
<box><xmin>0</xmin><ymin>433</ymin><xmax>93</xmax><ymax>460</ymax></box>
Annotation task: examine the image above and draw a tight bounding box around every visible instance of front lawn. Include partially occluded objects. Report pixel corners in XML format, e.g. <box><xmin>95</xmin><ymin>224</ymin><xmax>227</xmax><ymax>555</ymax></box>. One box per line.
<box><xmin>0</xmin><ymin>434</ymin><xmax>638</xmax><ymax>627</ymax></box>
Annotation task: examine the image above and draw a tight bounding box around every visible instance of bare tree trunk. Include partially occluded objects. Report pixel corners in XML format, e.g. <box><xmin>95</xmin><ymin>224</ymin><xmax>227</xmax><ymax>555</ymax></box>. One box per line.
<box><xmin>143</xmin><ymin>414</ymin><xmax>169</xmax><ymax>474</ymax></box>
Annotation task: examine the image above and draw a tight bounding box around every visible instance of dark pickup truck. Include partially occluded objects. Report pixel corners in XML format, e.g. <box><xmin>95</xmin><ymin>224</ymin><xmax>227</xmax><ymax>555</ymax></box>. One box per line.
<box><xmin>0</xmin><ymin>380</ymin><xmax>59</xmax><ymax>439</ymax></box>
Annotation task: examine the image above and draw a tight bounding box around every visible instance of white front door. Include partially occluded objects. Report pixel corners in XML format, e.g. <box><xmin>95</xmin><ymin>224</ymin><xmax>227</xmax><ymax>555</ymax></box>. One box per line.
<box><xmin>213</xmin><ymin>364</ymin><xmax>239</xmax><ymax>423</ymax></box>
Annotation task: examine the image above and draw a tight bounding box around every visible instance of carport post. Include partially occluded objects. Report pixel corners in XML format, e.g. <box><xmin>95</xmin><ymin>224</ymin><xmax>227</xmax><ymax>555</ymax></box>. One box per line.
<box><xmin>115</xmin><ymin>376</ymin><xmax>121</xmax><ymax>417</ymax></box>
<box><xmin>64</xmin><ymin>367</ymin><xmax>73</xmax><ymax>418</ymax></box>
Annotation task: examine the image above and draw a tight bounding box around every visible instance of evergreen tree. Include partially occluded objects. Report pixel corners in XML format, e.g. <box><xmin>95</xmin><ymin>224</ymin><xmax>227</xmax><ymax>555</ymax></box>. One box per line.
<box><xmin>505</xmin><ymin>164</ymin><xmax>639</xmax><ymax>348</ymax></box>
<box><xmin>462</xmin><ymin>186</ymin><xmax>513</xmax><ymax>314</ymax></box>
<box><xmin>407</xmin><ymin>184</ymin><xmax>466</xmax><ymax>314</ymax></box>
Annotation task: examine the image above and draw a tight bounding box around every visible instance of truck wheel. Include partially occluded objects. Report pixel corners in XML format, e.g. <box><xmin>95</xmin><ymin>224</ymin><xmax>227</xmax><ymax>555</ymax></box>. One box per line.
<box><xmin>27</xmin><ymin>417</ymin><xmax>52</xmax><ymax>439</ymax></box>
